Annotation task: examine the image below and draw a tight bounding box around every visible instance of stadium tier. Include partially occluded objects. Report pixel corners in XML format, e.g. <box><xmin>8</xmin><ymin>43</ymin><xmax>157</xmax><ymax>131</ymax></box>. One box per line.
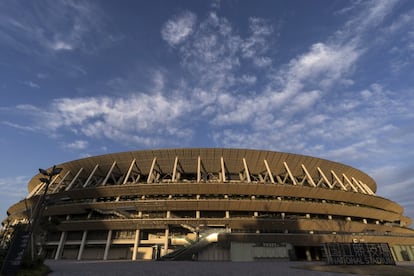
<box><xmin>2</xmin><ymin>148</ymin><xmax>414</xmax><ymax>262</ymax></box>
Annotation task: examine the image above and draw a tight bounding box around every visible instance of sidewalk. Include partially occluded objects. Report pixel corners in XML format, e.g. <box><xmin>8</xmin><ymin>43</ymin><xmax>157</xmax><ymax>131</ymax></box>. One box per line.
<box><xmin>46</xmin><ymin>260</ymin><xmax>414</xmax><ymax>276</ymax></box>
<box><xmin>45</xmin><ymin>260</ymin><xmax>354</xmax><ymax>276</ymax></box>
<box><xmin>295</xmin><ymin>261</ymin><xmax>414</xmax><ymax>275</ymax></box>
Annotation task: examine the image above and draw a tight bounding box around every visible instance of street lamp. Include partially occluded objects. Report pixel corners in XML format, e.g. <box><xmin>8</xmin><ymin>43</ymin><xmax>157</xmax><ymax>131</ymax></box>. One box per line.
<box><xmin>29</xmin><ymin>165</ymin><xmax>62</xmax><ymax>261</ymax></box>
<box><xmin>1</xmin><ymin>165</ymin><xmax>62</xmax><ymax>274</ymax></box>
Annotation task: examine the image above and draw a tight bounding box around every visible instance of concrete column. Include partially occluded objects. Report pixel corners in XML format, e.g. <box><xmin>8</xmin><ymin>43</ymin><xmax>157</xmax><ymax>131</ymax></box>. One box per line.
<box><xmin>196</xmin><ymin>195</ymin><xmax>200</xmax><ymax>219</ymax></box>
<box><xmin>163</xmin><ymin>228</ymin><xmax>169</xmax><ymax>256</ymax></box>
<box><xmin>225</xmin><ymin>211</ymin><xmax>230</xmax><ymax>219</ymax></box>
<box><xmin>77</xmin><ymin>230</ymin><xmax>88</xmax><ymax>261</ymax></box>
<box><xmin>305</xmin><ymin>247</ymin><xmax>312</xmax><ymax>261</ymax></box>
<box><xmin>54</xmin><ymin>231</ymin><xmax>66</xmax><ymax>260</ymax></box>
<box><xmin>390</xmin><ymin>246</ymin><xmax>398</xmax><ymax>261</ymax></box>
<box><xmin>254</xmin><ymin>212</ymin><xmax>259</xmax><ymax>233</ymax></box>
<box><xmin>103</xmin><ymin>230</ymin><xmax>112</xmax><ymax>260</ymax></box>
<box><xmin>404</xmin><ymin>245</ymin><xmax>414</xmax><ymax>261</ymax></box>
<box><xmin>132</xmin><ymin>229</ymin><xmax>140</xmax><ymax>260</ymax></box>
<box><xmin>314</xmin><ymin>247</ymin><xmax>321</xmax><ymax>261</ymax></box>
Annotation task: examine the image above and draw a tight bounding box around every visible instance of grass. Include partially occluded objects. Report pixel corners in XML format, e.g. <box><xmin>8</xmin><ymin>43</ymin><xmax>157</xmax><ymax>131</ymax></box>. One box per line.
<box><xmin>17</xmin><ymin>263</ymin><xmax>51</xmax><ymax>276</ymax></box>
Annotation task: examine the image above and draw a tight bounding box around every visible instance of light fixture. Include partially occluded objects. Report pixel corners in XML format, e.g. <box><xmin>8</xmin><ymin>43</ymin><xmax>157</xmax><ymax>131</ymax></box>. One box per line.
<box><xmin>39</xmin><ymin>168</ymin><xmax>50</xmax><ymax>176</ymax></box>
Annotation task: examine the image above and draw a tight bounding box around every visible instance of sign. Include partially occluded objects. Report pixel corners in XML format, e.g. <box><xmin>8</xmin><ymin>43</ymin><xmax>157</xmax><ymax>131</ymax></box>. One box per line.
<box><xmin>255</xmin><ymin>242</ymin><xmax>287</xmax><ymax>247</ymax></box>
<box><xmin>324</xmin><ymin>243</ymin><xmax>395</xmax><ymax>265</ymax></box>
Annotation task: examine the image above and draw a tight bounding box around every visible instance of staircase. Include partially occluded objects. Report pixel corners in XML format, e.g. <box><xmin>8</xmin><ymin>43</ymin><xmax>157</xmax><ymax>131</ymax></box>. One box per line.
<box><xmin>161</xmin><ymin>228</ymin><xmax>225</xmax><ymax>261</ymax></box>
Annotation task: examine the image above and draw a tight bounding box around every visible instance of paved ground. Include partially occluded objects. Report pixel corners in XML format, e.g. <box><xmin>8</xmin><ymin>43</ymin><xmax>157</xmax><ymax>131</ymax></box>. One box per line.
<box><xmin>298</xmin><ymin>262</ymin><xmax>414</xmax><ymax>276</ymax></box>
<box><xmin>45</xmin><ymin>260</ymin><xmax>414</xmax><ymax>276</ymax></box>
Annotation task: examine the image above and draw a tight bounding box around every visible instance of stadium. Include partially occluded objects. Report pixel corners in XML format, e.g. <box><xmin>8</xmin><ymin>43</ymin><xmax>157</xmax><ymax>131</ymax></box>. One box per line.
<box><xmin>2</xmin><ymin>148</ymin><xmax>414</xmax><ymax>262</ymax></box>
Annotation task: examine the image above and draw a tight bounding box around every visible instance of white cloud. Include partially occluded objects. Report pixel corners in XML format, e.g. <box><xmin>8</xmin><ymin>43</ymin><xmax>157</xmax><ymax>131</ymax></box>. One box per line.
<box><xmin>286</xmin><ymin>90</ymin><xmax>322</xmax><ymax>113</ymax></box>
<box><xmin>382</xmin><ymin>10</ymin><xmax>414</xmax><ymax>72</ymax></box>
<box><xmin>5</xmin><ymin>76</ymin><xmax>194</xmax><ymax>146</ymax></box>
<box><xmin>211</xmin><ymin>0</ymin><xmax>221</xmax><ymax>9</ymax></box>
<box><xmin>253</xmin><ymin>56</ymin><xmax>272</xmax><ymax>67</ymax></box>
<box><xmin>385</xmin><ymin>10</ymin><xmax>414</xmax><ymax>34</ymax></box>
<box><xmin>169</xmin><ymin>11</ymin><xmax>277</xmax><ymax>98</ymax></box>
<box><xmin>65</xmin><ymin>140</ymin><xmax>88</xmax><ymax>150</ymax></box>
<box><xmin>0</xmin><ymin>1</ymin><xmax>105</xmax><ymax>54</ymax></box>
<box><xmin>2</xmin><ymin>121</ymin><xmax>38</xmax><ymax>132</ymax></box>
<box><xmin>370</xmin><ymin>164</ymin><xmax>414</xmax><ymax>220</ymax></box>
<box><xmin>0</xmin><ymin>176</ymin><xmax>29</xmax><ymax>221</ymax></box>
<box><xmin>151</xmin><ymin>70</ymin><xmax>166</xmax><ymax>93</ymax></box>
<box><xmin>50</xmin><ymin>40</ymin><xmax>73</xmax><ymax>51</ymax></box>
<box><xmin>3</xmin><ymin>1</ymin><xmax>413</xmax><ymax>176</ymax></box>
<box><xmin>287</xmin><ymin>43</ymin><xmax>360</xmax><ymax>86</ymax></box>
<box><xmin>0</xmin><ymin>176</ymin><xmax>28</xmax><ymax>198</ymax></box>
<box><xmin>207</xmin><ymin>1</ymin><xmax>406</xmax><ymax>155</ymax></box>
<box><xmin>324</xmin><ymin>139</ymin><xmax>378</xmax><ymax>161</ymax></box>
<box><xmin>175</xmin><ymin>12</ymin><xmax>242</xmax><ymax>98</ymax></box>
<box><xmin>25</xmin><ymin>80</ymin><xmax>40</xmax><ymax>88</ymax></box>
<box><xmin>249</xmin><ymin>17</ymin><xmax>273</xmax><ymax>36</ymax></box>
<box><xmin>36</xmin><ymin>73</ymin><xmax>49</xmax><ymax>79</ymax></box>
<box><xmin>161</xmin><ymin>11</ymin><xmax>197</xmax><ymax>46</ymax></box>
<box><xmin>209</xmin><ymin>40</ymin><xmax>359</xmax><ymax>128</ymax></box>
<box><xmin>239</xmin><ymin>75</ymin><xmax>257</xmax><ymax>85</ymax></box>
<box><xmin>340</xmin><ymin>0</ymin><xmax>398</xmax><ymax>39</ymax></box>
<box><xmin>241</xmin><ymin>17</ymin><xmax>274</xmax><ymax>67</ymax></box>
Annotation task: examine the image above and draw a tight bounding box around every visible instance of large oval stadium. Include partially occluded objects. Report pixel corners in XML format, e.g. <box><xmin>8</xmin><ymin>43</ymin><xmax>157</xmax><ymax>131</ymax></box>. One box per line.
<box><xmin>2</xmin><ymin>148</ymin><xmax>414</xmax><ymax>262</ymax></box>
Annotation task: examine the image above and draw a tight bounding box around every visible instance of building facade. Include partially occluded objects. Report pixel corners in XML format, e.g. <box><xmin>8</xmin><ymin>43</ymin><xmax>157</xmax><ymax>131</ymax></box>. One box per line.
<box><xmin>2</xmin><ymin>148</ymin><xmax>414</xmax><ymax>261</ymax></box>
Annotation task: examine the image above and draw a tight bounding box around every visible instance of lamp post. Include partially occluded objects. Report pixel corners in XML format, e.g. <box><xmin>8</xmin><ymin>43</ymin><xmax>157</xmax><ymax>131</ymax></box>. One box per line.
<box><xmin>1</xmin><ymin>165</ymin><xmax>62</xmax><ymax>275</ymax></box>
<box><xmin>29</xmin><ymin>165</ymin><xmax>62</xmax><ymax>261</ymax></box>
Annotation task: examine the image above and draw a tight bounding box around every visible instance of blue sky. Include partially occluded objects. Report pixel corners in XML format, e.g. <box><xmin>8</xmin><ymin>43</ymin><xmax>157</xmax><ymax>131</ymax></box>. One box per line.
<box><xmin>0</xmin><ymin>0</ymin><xmax>414</xmax><ymax>223</ymax></box>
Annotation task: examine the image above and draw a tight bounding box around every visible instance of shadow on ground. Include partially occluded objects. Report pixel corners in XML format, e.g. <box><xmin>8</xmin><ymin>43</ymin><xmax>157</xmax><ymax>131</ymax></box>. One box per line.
<box><xmin>45</xmin><ymin>260</ymin><xmax>414</xmax><ymax>276</ymax></box>
<box><xmin>295</xmin><ymin>263</ymin><xmax>414</xmax><ymax>276</ymax></box>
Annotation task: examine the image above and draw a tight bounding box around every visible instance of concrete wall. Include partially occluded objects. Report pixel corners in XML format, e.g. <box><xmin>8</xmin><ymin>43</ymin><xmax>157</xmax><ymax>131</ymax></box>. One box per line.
<box><xmin>230</xmin><ymin>242</ymin><xmax>290</xmax><ymax>262</ymax></box>
<box><xmin>62</xmin><ymin>248</ymin><xmax>78</xmax><ymax>259</ymax></box>
<box><xmin>83</xmin><ymin>246</ymin><xmax>105</xmax><ymax>260</ymax></box>
<box><xmin>391</xmin><ymin>245</ymin><xmax>414</xmax><ymax>261</ymax></box>
<box><xmin>107</xmin><ymin>246</ymin><xmax>132</xmax><ymax>260</ymax></box>
<box><xmin>198</xmin><ymin>244</ymin><xmax>230</xmax><ymax>261</ymax></box>
<box><xmin>137</xmin><ymin>247</ymin><xmax>153</xmax><ymax>260</ymax></box>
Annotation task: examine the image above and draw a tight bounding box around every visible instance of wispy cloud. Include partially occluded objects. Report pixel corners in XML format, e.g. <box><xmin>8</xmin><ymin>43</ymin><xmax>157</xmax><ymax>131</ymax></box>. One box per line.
<box><xmin>370</xmin><ymin>164</ymin><xmax>414</xmax><ymax>219</ymax></box>
<box><xmin>2</xmin><ymin>1</ymin><xmax>414</xmax><ymax>178</ymax></box>
<box><xmin>0</xmin><ymin>176</ymin><xmax>29</xmax><ymax>220</ymax></box>
<box><xmin>241</xmin><ymin>17</ymin><xmax>274</xmax><ymax>66</ymax></box>
<box><xmin>0</xmin><ymin>0</ymin><xmax>104</xmax><ymax>54</ymax></box>
<box><xmin>2</xmin><ymin>121</ymin><xmax>38</xmax><ymax>132</ymax></box>
<box><xmin>3</xmin><ymin>81</ymin><xmax>194</xmax><ymax>147</ymax></box>
<box><xmin>0</xmin><ymin>176</ymin><xmax>28</xmax><ymax>199</ymax></box>
<box><xmin>161</xmin><ymin>11</ymin><xmax>197</xmax><ymax>46</ymax></box>
<box><xmin>50</xmin><ymin>41</ymin><xmax>73</xmax><ymax>51</ymax></box>
<box><xmin>24</xmin><ymin>81</ymin><xmax>40</xmax><ymax>89</ymax></box>
<box><xmin>339</xmin><ymin>0</ymin><xmax>398</xmax><ymax>40</ymax></box>
<box><xmin>64</xmin><ymin>140</ymin><xmax>88</xmax><ymax>150</ymax></box>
